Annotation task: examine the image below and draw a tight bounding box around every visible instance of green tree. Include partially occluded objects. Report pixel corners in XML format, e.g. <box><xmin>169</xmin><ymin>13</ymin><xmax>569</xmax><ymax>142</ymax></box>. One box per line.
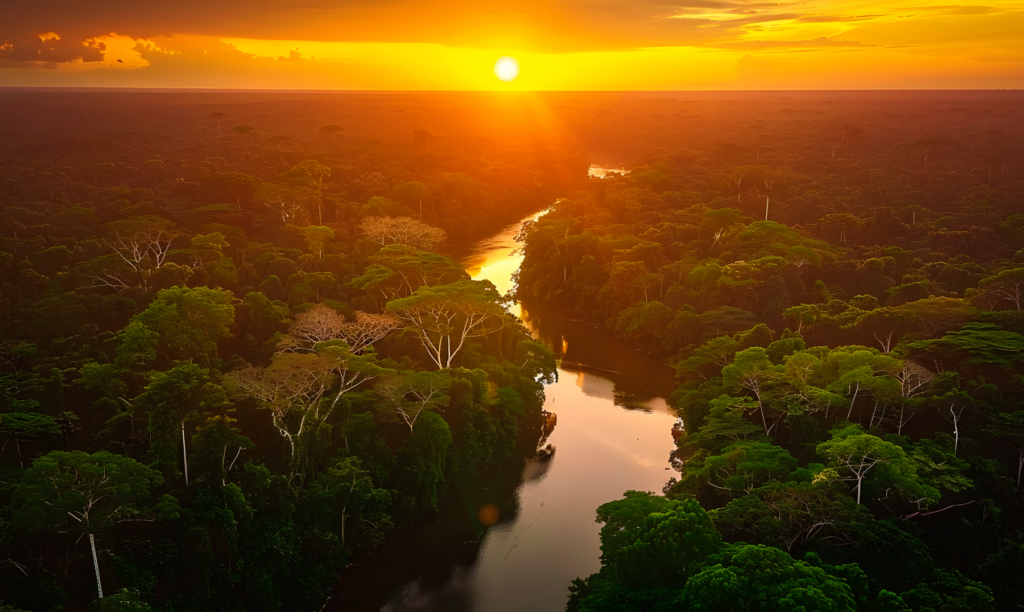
<box><xmin>711</xmin><ymin>482</ymin><xmax>867</xmax><ymax>553</ymax></box>
<box><xmin>374</xmin><ymin>371</ymin><xmax>452</xmax><ymax>432</ymax></box>
<box><xmin>190</xmin><ymin>415</ymin><xmax>254</xmax><ymax>487</ymax></box>
<box><xmin>685</xmin><ymin>441</ymin><xmax>798</xmax><ymax>496</ymax></box>
<box><xmin>188</xmin><ymin>232</ymin><xmax>230</xmax><ymax>267</ymax></box>
<box><xmin>302</xmin><ymin>225</ymin><xmax>334</xmax><ymax>259</ymax></box>
<box><xmin>387</xmin><ymin>280</ymin><xmax>505</xmax><ymax>370</ymax></box>
<box><xmin>721</xmin><ymin>348</ymin><xmax>784</xmax><ymax>436</ymax></box>
<box><xmin>116</xmin><ymin>286</ymin><xmax>235</xmax><ymax>368</ymax></box>
<box><xmin>614</xmin><ymin>300</ymin><xmax>673</xmax><ymax>351</ymax></box>
<box><xmin>230</xmin><ymin>342</ymin><xmax>385</xmax><ymax>476</ymax></box>
<box><xmin>816</xmin><ymin>426</ymin><xmax>937</xmax><ymax>505</ymax></box>
<box><xmin>13</xmin><ymin>451</ymin><xmax>162</xmax><ymax>600</ymax></box>
<box><xmin>197</xmin><ymin>172</ymin><xmax>261</xmax><ymax>209</ymax></box>
<box><xmin>81</xmin><ymin>216</ymin><xmax>178</xmax><ymax>293</ymax></box>
<box><xmin>599</xmin><ymin>494</ymin><xmax>722</xmax><ymax>589</ymax></box>
<box><xmin>985</xmin><ymin>409</ymin><xmax>1024</xmax><ymax>486</ymax></box>
<box><xmin>0</xmin><ymin>412</ymin><xmax>60</xmax><ymax>469</ymax></box>
<box><xmin>91</xmin><ymin>588</ymin><xmax>152</xmax><ymax>611</ymax></box>
<box><xmin>370</xmin><ymin>245</ymin><xmax>468</xmax><ymax>292</ymax></box>
<box><xmin>397</xmin><ymin>411</ymin><xmax>451</xmax><ymax>512</ymax></box>
<box><xmin>905</xmin><ymin>323</ymin><xmax>1024</xmax><ymax>370</ymax></box>
<box><xmin>307</xmin><ymin>457</ymin><xmax>393</xmax><ymax>552</ymax></box>
<box><xmin>680</xmin><ymin>544</ymin><xmax>858</xmax><ymax>612</ymax></box>
<box><xmin>976</xmin><ymin>267</ymin><xmax>1024</xmax><ymax>310</ymax></box>
<box><xmin>136</xmin><ymin>364</ymin><xmax>229</xmax><ymax>485</ymax></box>
<box><xmin>391</xmin><ymin>181</ymin><xmax>433</xmax><ymax>216</ymax></box>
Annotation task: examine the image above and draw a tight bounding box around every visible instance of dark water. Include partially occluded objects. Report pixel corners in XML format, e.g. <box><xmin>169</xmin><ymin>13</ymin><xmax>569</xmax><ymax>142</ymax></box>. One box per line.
<box><xmin>330</xmin><ymin>209</ymin><xmax>677</xmax><ymax>612</ymax></box>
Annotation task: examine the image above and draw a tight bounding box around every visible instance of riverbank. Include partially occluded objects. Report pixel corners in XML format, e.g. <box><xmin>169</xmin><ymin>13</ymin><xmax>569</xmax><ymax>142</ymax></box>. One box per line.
<box><xmin>330</xmin><ymin>208</ymin><xmax>679</xmax><ymax>611</ymax></box>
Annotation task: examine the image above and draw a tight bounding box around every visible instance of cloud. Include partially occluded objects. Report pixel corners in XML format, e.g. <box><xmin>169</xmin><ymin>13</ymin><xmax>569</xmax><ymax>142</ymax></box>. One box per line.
<box><xmin>0</xmin><ymin>0</ymin><xmax>1021</xmax><ymax>89</ymax></box>
<box><xmin>796</xmin><ymin>14</ymin><xmax>888</xmax><ymax>22</ymax></box>
<box><xmin>277</xmin><ymin>49</ymin><xmax>308</xmax><ymax>62</ymax></box>
<box><xmin>1</xmin><ymin>0</ymin><xmax>1021</xmax><ymax>59</ymax></box>
<box><xmin>0</xmin><ymin>0</ymin><xmax>826</xmax><ymax>54</ymax></box>
<box><xmin>911</xmin><ymin>4</ymin><xmax>999</xmax><ymax>14</ymax></box>
<box><xmin>714</xmin><ymin>36</ymin><xmax>881</xmax><ymax>50</ymax></box>
<box><xmin>0</xmin><ymin>32</ymin><xmax>105</xmax><ymax>63</ymax></box>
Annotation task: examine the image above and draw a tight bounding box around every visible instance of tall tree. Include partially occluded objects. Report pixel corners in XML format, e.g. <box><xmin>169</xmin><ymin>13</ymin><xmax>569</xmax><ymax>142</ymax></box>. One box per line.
<box><xmin>374</xmin><ymin>371</ymin><xmax>452</xmax><ymax>432</ymax></box>
<box><xmin>359</xmin><ymin>216</ymin><xmax>447</xmax><ymax>251</ymax></box>
<box><xmin>116</xmin><ymin>286</ymin><xmax>235</xmax><ymax>369</ymax></box>
<box><xmin>13</xmin><ymin>451</ymin><xmax>161</xmax><ymax>600</ymax></box>
<box><xmin>0</xmin><ymin>412</ymin><xmax>60</xmax><ymax>469</ymax></box>
<box><xmin>816</xmin><ymin>426</ymin><xmax>935</xmax><ymax>505</ymax></box>
<box><xmin>387</xmin><ymin>280</ymin><xmax>505</xmax><ymax>370</ymax></box>
<box><xmin>230</xmin><ymin>342</ymin><xmax>384</xmax><ymax>475</ymax></box>
<box><xmin>136</xmin><ymin>364</ymin><xmax>229</xmax><ymax>485</ymax></box>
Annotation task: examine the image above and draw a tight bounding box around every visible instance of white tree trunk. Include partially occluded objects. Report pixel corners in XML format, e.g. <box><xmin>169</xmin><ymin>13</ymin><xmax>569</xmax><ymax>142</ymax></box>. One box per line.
<box><xmin>90</xmin><ymin>533</ymin><xmax>104</xmax><ymax>598</ymax></box>
<box><xmin>1017</xmin><ymin>449</ymin><xmax>1023</xmax><ymax>488</ymax></box>
<box><xmin>847</xmin><ymin>381</ymin><xmax>860</xmax><ymax>419</ymax></box>
<box><xmin>181</xmin><ymin>421</ymin><xmax>190</xmax><ymax>486</ymax></box>
<box><xmin>949</xmin><ymin>405</ymin><xmax>962</xmax><ymax>456</ymax></box>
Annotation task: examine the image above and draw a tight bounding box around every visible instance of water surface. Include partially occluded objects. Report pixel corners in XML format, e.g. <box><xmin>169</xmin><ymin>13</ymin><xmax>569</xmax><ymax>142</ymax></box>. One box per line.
<box><xmin>332</xmin><ymin>198</ymin><xmax>675</xmax><ymax>612</ymax></box>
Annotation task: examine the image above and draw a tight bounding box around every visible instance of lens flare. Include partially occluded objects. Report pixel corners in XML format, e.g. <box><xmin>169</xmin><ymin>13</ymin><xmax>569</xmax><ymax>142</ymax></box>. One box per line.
<box><xmin>477</xmin><ymin>504</ymin><xmax>500</xmax><ymax>526</ymax></box>
<box><xmin>494</xmin><ymin>57</ymin><xmax>520</xmax><ymax>82</ymax></box>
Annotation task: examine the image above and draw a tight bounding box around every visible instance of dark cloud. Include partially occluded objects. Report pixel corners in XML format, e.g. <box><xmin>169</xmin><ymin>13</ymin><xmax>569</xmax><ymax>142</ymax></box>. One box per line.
<box><xmin>0</xmin><ymin>33</ymin><xmax>105</xmax><ymax>63</ymax></box>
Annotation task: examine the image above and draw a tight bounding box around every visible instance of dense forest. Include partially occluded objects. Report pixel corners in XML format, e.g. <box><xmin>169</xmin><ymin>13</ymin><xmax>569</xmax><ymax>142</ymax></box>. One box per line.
<box><xmin>513</xmin><ymin>94</ymin><xmax>1024</xmax><ymax>610</ymax></box>
<box><xmin>0</xmin><ymin>91</ymin><xmax>573</xmax><ymax>611</ymax></box>
<box><xmin>1</xmin><ymin>89</ymin><xmax>1023</xmax><ymax>612</ymax></box>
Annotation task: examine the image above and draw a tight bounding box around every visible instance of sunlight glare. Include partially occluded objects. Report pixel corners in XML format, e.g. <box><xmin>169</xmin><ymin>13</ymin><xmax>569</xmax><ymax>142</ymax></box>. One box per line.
<box><xmin>494</xmin><ymin>57</ymin><xmax>520</xmax><ymax>82</ymax></box>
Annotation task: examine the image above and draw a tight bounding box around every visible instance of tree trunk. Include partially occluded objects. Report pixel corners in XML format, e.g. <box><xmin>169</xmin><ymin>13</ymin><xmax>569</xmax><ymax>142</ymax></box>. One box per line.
<box><xmin>181</xmin><ymin>421</ymin><xmax>189</xmax><ymax>486</ymax></box>
<box><xmin>846</xmin><ymin>381</ymin><xmax>859</xmax><ymax>420</ymax></box>
<box><xmin>341</xmin><ymin>478</ymin><xmax>355</xmax><ymax>549</ymax></box>
<box><xmin>752</xmin><ymin>388</ymin><xmax>770</xmax><ymax>436</ymax></box>
<box><xmin>949</xmin><ymin>405</ymin><xmax>962</xmax><ymax>456</ymax></box>
<box><xmin>90</xmin><ymin>533</ymin><xmax>104</xmax><ymax>599</ymax></box>
<box><xmin>1017</xmin><ymin>449</ymin><xmax>1023</xmax><ymax>488</ymax></box>
<box><xmin>228</xmin><ymin>446</ymin><xmax>243</xmax><ymax>473</ymax></box>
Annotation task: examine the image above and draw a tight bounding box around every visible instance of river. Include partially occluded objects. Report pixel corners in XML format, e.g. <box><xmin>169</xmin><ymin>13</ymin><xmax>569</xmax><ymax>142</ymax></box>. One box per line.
<box><xmin>331</xmin><ymin>171</ymin><xmax>675</xmax><ymax>612</ymax></box>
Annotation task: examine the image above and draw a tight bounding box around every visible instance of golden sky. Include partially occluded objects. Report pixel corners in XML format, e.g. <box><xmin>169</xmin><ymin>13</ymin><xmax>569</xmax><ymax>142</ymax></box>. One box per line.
<box><xmin>1</xmin><ymin>0</ymin><xmax>1022</xmax><ymax>89</ymax></box>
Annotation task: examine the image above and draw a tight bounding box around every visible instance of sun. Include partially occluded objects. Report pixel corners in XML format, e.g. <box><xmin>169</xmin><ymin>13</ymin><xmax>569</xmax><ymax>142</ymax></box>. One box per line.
<box><xmin>494</xmin><ymin>57</ymin><xmax>520</xmax><ymax>82</ymax></box>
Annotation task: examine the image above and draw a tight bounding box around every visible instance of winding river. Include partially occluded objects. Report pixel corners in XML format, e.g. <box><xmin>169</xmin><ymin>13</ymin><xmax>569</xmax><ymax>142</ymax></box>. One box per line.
<box><xmin>332</xmin><ymin>170</ymin><xmax>676</xmax><ymax>612</ymax></box>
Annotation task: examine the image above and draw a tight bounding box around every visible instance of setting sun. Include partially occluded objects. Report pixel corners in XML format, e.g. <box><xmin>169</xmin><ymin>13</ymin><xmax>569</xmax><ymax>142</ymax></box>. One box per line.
<box><xmin>494</xmin><ymin>56</ymin><xmax>520</xmax><ymax>82</ymax></box>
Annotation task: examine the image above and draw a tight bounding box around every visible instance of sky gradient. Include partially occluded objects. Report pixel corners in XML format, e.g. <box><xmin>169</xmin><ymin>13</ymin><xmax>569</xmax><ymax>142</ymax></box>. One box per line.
<box><xmin>1</xmin><ymin>0</ymin><xmax>1022</xmax><ymax>89</ymax></box>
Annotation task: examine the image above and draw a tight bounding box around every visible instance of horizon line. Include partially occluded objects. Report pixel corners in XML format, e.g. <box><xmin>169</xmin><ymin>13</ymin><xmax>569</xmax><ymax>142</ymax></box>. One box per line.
<box><xmin>0</xmin><ymin>86</ymin><xmax>1021</xmax><ymax>94</ymax></box>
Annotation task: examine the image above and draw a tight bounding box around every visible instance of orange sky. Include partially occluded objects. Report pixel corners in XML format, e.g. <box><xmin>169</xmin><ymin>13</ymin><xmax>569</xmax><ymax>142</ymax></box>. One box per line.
<box><xmin>1</xmin><ymin>0</ymin><xmax>1022</xmax><ymax>89</ymax></box>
